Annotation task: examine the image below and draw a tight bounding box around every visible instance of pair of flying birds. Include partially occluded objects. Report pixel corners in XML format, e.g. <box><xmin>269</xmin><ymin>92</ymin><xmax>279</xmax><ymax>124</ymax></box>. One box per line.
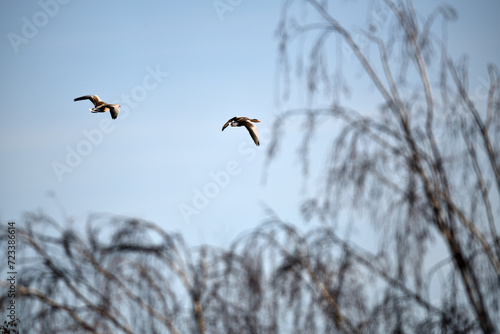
<box><xmin>74</xmin><ymin>94</ymin><xmax>261</xmax><ymax>146</ymax></box>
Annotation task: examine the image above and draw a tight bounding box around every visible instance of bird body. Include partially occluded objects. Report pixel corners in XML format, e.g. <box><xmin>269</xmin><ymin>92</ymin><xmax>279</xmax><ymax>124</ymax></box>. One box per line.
<box><xmin>222</xmin><ymin>116</ymin><xmax>261</xmax><ymax>146</ymax></box>
<box><xmin>74</xmin><ymin>95</ymin><xmax>121</xmax><ymax>119</ymax></box>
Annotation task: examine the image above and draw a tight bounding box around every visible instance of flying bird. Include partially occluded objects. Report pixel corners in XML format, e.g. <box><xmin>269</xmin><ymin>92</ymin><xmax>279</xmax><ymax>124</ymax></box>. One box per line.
<box><xmin>74</xmin><ymin>95</ymin><xmax>121</xmax><ymax>120</ymax></box>
<box><xmin>222</xmin><ymin>117</ymin><xmax>261</xmax><ymax>146</ymax></box>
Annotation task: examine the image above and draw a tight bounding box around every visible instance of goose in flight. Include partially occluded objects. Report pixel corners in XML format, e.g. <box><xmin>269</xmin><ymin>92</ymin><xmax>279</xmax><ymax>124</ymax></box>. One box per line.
<box><xmin>222</xmin><ymin>117</ymin><xmax>261</xmax><ymax>146</ymax></box>
<box><xmin>74</xmin><ymin>95</ymin><xmax>121</xmax><ymax>120</ymax></box>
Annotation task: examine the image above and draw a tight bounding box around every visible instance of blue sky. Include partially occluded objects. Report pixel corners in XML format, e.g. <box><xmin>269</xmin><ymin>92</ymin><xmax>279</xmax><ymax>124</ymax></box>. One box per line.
<box><xmin>1</xmin><ymin>0</ymin><xmax>499</xmax><ymax>248</ymax></box>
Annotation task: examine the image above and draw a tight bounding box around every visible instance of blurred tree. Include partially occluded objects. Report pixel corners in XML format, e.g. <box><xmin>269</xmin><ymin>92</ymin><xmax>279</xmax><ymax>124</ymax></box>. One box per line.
<box><xmin>265</xmin><ymin>0</ymin><xmax>500</xmax><ymax>333</ymax></box>
<box><xmin>1</xmin><ymin>213</ymin><xmax>211</xmax><ymax>333</ymax></box>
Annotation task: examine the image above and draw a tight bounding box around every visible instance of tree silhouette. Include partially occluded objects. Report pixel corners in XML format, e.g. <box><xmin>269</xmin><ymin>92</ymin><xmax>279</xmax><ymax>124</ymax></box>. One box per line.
<box><xmin>267</xmin><ymin>0</ymin><xmax>500</xmax><ymax>332</ymax></box>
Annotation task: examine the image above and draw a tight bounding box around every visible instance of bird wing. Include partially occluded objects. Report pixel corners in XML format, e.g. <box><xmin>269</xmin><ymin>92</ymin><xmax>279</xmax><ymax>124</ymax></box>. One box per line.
<box><xmin>74</xmin><ymin>95</ymin><xmax>103</xmax><ymax>107</ymax></box>
<box><xmin>243</xmin><ymin>121</ymin><xmax>260</xmax><ymax>146</ymax></box>
<box><xmin>108</xmin><ymin>105</ymin><xmax>119</xmax><ymax>119</ymax></box>
<box><xmin>221</xmin><ymin>117</ymin><xmax>236</xmax><ymax>131</ymax></box>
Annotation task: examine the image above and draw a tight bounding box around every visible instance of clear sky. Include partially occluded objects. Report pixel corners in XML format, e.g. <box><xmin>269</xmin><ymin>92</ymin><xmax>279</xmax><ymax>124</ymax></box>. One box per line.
<box><xmin>1</xmin><ymin>0</ymin><xmax>499</xmax><ymax>248</ymax></box>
